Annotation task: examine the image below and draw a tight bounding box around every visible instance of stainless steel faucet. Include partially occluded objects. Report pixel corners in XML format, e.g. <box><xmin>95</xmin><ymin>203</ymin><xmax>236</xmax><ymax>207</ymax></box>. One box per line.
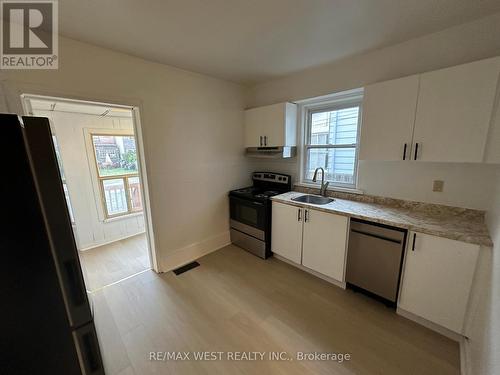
<box><xmin>312</xmin><ymin>167</ymin><xmax>329</xmax><ymax>196</ymax></box>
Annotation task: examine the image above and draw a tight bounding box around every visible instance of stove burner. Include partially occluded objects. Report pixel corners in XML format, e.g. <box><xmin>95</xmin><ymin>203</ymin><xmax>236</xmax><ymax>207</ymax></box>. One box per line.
<box><xmin>263</xmin><ymin>190</ymin><xmax>280</xmax><ymax>196</ymax></box>
<box><xmin>254</xmin><ymin>190</ymin><xmax>281</xmax><ymax>199</ymax></box>
<box><xmin>236</xmin><ymin>188</ymin><xmax>253</xmax><ymax>193</ymax></box>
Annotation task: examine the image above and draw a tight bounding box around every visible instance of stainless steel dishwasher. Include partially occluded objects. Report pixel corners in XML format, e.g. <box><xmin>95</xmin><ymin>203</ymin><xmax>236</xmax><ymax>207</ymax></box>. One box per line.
<box><xmin>346</xmin><ymin>219</ymin><xmax>407</xmax><ymax>305</ymax></box>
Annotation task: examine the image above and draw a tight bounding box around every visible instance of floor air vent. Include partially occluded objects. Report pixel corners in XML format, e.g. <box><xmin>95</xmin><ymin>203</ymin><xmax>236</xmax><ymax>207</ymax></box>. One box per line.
<box><xmin>173</xmin><ymin>261</ymin><xmax>200</xmax><ymax>275</ymax></box>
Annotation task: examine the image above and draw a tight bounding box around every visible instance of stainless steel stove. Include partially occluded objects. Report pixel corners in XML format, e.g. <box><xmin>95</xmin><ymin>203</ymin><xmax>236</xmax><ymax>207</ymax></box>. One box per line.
<box><xmin>229</xmin><ymin>172</ymin><xmax>291</xmax><ymax>259</ymax></box>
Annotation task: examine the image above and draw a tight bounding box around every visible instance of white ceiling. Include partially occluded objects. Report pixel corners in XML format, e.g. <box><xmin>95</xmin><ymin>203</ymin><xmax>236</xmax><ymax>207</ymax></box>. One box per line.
<box><xmin>58</xmin><ymin>0</ymin><xmax>500</xmax><ymax>84</ymax></box>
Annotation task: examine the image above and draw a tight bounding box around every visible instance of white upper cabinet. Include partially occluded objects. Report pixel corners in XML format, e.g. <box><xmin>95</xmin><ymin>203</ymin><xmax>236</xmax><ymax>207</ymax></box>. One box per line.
<box><xmin>244</xmin><ymin>102</ymin><xmax>297</xmax><ymax>147</ymax></box>
<box><xmin>412</xmin><ymin>57</ymin><xmax>500</xmax><ymax>162</ymax></box>
<box><xmin>301</xmin><ymin>209</ymin><xmax>348</xmax><ymax>282</ymax></box>
<box><xmin>359</xmin><ymin>56</ymin><xmax>500</xmax><ymax>163</ymax></box>
<box><xmin>244</xmin><ymin>109</ymin><xmax>265</xmax><ymax>148</ymax></box>
<box><xmin>398</xmin><ymin>232</ymin><xmax>479</xmax><ymax>334</ymax></box>
<box><xmin>359</xmin><ymin>75</ymin><xmax>419</xmax><ymax>161</ymax></box>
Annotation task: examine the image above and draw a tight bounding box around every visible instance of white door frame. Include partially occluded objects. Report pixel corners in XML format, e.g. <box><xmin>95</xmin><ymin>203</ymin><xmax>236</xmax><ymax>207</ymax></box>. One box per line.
<box><xmin>17</xmin><ymin>90</ymin><xmax>161</xmax><ymax>273</ymax></box>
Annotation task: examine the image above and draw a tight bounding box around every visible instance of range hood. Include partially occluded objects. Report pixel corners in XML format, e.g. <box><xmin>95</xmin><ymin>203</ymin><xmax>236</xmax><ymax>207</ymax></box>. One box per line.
<box><xmin>245</xmin><ymin>146</ymin><xmax>297</xmax><ymax>158</ymax></box>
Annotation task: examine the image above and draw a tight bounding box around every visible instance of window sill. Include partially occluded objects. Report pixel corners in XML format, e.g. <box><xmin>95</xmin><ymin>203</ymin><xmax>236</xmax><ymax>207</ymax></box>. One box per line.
<box><xmin>295</xmin><ymin>182</ymin><xmax>364</xmax><ymax>195</ymax></box>
<box><xmin>103</xmin><ymin>211</ymin><xmax>144</xmax><ymax>223</ymax></box>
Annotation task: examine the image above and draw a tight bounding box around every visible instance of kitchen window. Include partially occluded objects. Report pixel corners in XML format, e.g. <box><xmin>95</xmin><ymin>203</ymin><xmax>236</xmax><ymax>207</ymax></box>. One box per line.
<box><xmin>90</xmin><ymin>134</ymin><xmax>143</xmax><ymax>218</ymax></box>
<box><xmin>302</xmin><ymin>96</ymin><xmax>362</xmax><ymax>189</ymax></box>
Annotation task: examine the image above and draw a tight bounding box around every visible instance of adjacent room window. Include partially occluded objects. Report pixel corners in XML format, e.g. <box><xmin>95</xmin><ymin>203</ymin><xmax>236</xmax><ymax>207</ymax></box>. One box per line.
<box><xmin>91</xmin><ymin>134</ymin><xmax>143</xmax><ymax>218</ymax></box>
<box><xmin>303</xmin><ymin>101</ymin><xmax>361</xmax><ymax>189</ymax></box>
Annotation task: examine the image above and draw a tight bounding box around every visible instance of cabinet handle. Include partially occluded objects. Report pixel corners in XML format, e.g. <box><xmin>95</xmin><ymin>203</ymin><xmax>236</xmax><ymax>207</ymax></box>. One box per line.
<box><xmin>260</xmin><ymin>136</ymin><xmax>263</xmax><ymax>147</ymax></box>
<box><xmin>403</xmin><ymin>143</ymin><xmax>407</xmax><ymax>160</ymax></box>
<box><xmin>414</xmin><ymin>143</ymin><xmax>419</xmax><ymax>160</ymax></box>
<box><xmin>304</xmin><ymin>209</ymin><xmax>309</xmax><ymax>223</ymax></box>
<box><xmin>297</xmin><ymin>208</ymin><xmax>301</xmax><ymax>222</ymax></box>
<box><xmin>412</xmin><ymin>233</ymin><xmax>416</xmax><ymax>251</ymax></box>
<box><xmin>264</xmin><ymin>135</ymin><xmax>267</xmax><ymax>146</ymax></box>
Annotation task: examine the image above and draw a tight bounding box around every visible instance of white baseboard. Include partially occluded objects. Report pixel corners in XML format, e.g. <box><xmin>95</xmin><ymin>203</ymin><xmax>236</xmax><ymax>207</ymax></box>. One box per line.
<box><xmin>79</xmin><ymin>231</ymin><xmax>146</xmax><ymax>251</ymax></box>
<box><xmin>160</xmin><ymin>231</ymin><xmax>231</xmax><ymax>272</ymax></box>
<box><xmin>273</xmin><ymin>254</ymin><xmax>346</xmax><ymax>290</ymax></box>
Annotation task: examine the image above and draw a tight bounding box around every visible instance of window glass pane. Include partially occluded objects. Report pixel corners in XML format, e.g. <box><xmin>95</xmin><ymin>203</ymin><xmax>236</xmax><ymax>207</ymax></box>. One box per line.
<box><xmin>310</xmin><ymin>107</ymin><xmax>359</xmax><ymax>145</ymax></box>
<box><xmin>102</xmin><ymin>178</ymin><xmax>128</xmax><ymax>216</ymax></box>
<box><xmin>127</xmin><ymin>176</ymin><xmax>143</xmax><ymax>211</ymax></box>
<box><xmin>305</xmin><ymin>147</ymin><xmax>356</xmax><ymax>185</ymax></box>
<box><xmin>92</xmin><ymin>135</ymin><xmax>138</xmax><ymax>177</ymax></box>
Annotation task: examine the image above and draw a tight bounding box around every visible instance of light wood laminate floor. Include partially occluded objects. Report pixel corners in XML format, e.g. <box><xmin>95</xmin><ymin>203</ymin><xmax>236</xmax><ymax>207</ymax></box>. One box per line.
<box><xmin>79</xmin><ymin>233</ymin><xmax>150</xmax><ymax>291</ymax></box>
<box><xmin>92</xmin><ymin>244</ymin><xmax>460</xmax><ymax>375</ymax></box>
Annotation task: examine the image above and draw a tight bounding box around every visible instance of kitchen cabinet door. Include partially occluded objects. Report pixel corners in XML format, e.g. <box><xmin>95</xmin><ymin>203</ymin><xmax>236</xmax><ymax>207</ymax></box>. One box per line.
<box><xmin>302</xmin><ymin>209</ymin><xmax>348</xmax><ymax>282</ymax></box>
<box><xmin>260</xmin><ymin>103</ymin><xmax>285</xmax><ymax>147</ymax></box>
<box><xmin>398</xmin><ymin>232</ymin><xmax>479</xmax><ymax>334</ymax></box>
<box><xmin>244</xmin><ymin>107</ymin><xmax>266</xmax><ymax>147</ymax></box>
<box><xmin>271</xmin><ymin>202</ymin><xmax>303</xmax><ymax>264</ymax></box>
<box><xmin>412</xmin><ymin>57</ymin><xmax>500</xmax><ymax>162</ymax></box>
<box><xmin>265</xmin><ymin>102</ymin><xmax>297</xmax><ymax>147</ymax></box>
<box><xmin>244</xmin><ymin>103</ymin><xmax>297</xmax><ymax>147</ymax></box>
<box><xmin>359</xmin><ymin>75</ymin><xmax>419</xmax><ymax>161</ymax></box>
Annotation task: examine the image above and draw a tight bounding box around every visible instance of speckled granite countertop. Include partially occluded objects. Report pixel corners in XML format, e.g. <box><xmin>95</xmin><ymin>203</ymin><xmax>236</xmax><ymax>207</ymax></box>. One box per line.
<box><xmin>271</xmin><ymin>191</ymin><xmax>493</xmax><ymax>247</ymax></box>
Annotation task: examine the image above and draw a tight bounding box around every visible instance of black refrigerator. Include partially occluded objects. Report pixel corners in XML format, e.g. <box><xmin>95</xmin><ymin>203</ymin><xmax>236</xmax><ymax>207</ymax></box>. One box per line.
<box><xmin>0</xmin><ymin>114</ymin><xmax>105</xmax><ymax>374</ymax></box>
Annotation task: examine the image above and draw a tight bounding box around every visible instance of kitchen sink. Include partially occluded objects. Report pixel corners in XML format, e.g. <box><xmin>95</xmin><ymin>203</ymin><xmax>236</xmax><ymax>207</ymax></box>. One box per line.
<box><xmin>291</xmin><ymin>194</ymin><xmax>334</xmax><ymax>205</ymax></box>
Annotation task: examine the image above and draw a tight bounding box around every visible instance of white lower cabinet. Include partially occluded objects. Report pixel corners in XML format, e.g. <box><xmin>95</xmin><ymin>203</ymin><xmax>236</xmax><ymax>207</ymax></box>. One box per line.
<box><xmin>271</xmin><ymin>202</ymin><xmax>348</xmax><ymax>283</ymax></box>
<box><xmin>398</xmin><ymin>232</ymin><xmax>479</xmax><ymax>334</ymax></box>
<box><xmin>302</xmin><ymin>209</ymin><xmax>348</xmax><ymax>281</ymax></box>
<box><xmin>271</xmin><ymin>202</ymin><xmax>303</xmax><ymax>264</ymax></box>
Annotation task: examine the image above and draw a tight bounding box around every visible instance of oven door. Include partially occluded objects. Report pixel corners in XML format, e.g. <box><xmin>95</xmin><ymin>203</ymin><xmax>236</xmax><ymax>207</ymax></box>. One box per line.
<box><xmin>230</xmin><ymin>196</ymin><xmax>267</xmax><ymax>238</ymax></box>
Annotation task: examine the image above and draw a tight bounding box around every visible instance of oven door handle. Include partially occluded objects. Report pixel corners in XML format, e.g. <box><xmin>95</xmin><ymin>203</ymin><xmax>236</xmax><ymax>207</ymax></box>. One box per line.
<box><xmin>252</xmin><ymin>201</ymin><xmax>264</xmax><ymax>205</ymax></box>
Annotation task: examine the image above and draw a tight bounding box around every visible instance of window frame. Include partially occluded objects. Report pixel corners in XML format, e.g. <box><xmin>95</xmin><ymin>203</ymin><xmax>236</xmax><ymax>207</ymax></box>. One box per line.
<box><xmin>89</xmin><ymin>132</ymin><xmax>143</xmax><ymax>219</ymax></box>
<box><xmin>300</xmin><ymin>93</ymin><xmax>363</xmax><ymax>190</ymax></box>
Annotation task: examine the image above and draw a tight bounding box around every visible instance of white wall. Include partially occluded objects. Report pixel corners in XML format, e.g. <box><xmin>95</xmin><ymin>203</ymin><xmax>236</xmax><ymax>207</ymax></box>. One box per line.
<box><xmin>466</xmin><ymin>167</ymin><xmax>500</xmax><ymax>374</ymax></box>
<box><xmin>246</xmin><ymin>14</ymin><xmax>500</xmax><ymax>210</ymax></box>
<box><xmin>0</xmin><ymin>35</ymin><xmax>252</xmax><ymax>271</ymax></box>
<box><xmin>357</xmin><ymin>162</ymin><xmax>498</xmax><ymax>210</ymax></box>
<box><xmin>251</xmin><ymin>159</ymin><xmax>498</xmax><ymax>210</ymax></box>
<box><xmin>35</xmin><ymin>110</ymin><xmax>145</xmax><ymax>250</ymax></box>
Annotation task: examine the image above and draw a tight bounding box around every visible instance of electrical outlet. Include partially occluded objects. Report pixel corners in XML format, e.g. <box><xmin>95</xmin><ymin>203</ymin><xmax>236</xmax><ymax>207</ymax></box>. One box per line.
<box><xmin>433</xmin><ymin>180</ymin><xmax>444</xmax><ymax>192</ymax></box>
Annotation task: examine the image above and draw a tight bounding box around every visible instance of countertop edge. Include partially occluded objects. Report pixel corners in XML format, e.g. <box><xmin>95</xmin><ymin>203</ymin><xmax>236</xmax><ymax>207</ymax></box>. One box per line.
<box><xmin>270</xmin><ymin>195</ymin><xmax>493</xmax><ymax>248</ymax></box>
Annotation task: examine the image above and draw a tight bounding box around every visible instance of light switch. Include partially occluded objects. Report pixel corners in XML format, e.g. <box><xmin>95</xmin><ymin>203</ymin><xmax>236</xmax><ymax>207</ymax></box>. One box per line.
<box><xmin>433</xmin><ymin>180</ymin><xmax>444</xmax><ymax>192</ymax></box>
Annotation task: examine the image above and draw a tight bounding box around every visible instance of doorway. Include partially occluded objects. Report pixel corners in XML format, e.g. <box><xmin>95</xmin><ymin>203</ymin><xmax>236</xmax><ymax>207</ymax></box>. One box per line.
<box><xmin>21</xmin><ymin>94</ymin><xmax>158</xmax><ymax>291</ymax></box>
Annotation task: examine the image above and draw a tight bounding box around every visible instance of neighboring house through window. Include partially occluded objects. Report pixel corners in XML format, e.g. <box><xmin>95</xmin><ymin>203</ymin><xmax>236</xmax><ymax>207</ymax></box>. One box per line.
<box><xmin>301</xmin><ymin>89</ymin><xmax>363</xmax><ymax>189</ymax></box>
<box><xmin>91</xmin><ymin>134</ymin><xmax>143</xmax><ymax>218</ymax></box>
